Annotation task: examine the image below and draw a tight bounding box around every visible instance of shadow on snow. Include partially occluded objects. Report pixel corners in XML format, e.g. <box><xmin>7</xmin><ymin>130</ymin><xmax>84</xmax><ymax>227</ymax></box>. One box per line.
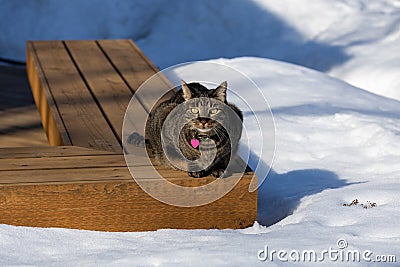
<box><xmin>258</xmin><ymin>168</ymin><xmax>358</xmax><ymax>226</ymax></box>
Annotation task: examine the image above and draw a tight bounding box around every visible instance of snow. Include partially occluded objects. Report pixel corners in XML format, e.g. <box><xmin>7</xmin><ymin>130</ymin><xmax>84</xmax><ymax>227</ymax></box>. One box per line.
<box><xmin>0</xmin><ymin>0</ymin><xmax>400</xmax><ymax>266</ymax></box>
<box><xmin>2</xmin><ymin>57</ymin><xmax>400</xmax><ymax>266</ymax></box>
<box><xmin>0</xmin><ymin>0</ymin><xmax>399</xmax><ymax>100</ymax></box>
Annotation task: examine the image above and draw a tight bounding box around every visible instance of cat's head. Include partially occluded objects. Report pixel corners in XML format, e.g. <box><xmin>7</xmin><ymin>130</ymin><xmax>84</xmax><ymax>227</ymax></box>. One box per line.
<box><xmin>182</xmin><ymin>81</ymin><xmax>227</xmax><ymax>103</ymax></box>
<box><xmin>181</xmin><ymin>81</ymin><xmax>228</xmax><ymax>135</ymax></box>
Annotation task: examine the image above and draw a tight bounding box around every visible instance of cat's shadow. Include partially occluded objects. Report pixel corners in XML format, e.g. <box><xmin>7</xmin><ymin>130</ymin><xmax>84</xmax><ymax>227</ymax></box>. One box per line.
<box><xmin>257</xmin><ymin>168</ymin><xmax>357</xmax><ymax>226</ymax></box>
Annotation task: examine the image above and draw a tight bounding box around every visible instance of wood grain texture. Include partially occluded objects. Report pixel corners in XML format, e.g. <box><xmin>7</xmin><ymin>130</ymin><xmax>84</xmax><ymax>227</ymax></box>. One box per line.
<box><xmin>0</xmin><ymin>64</ymin><xmax>49</xmax><ymax>147</ymax></box>
<box><xmin>98</xmin><ymin>40</ymin><xmax>175</xmax><ymax>112</ymax></box>
<box><xmin>18</xmin><ymin>40</ymin><xmax>259</xmax><ymax>231</ymax></box>
<box><xmin>98</xmin><ymin>40</ymin><xmax>175</xmax><ymax>138</ymax></box>
<box><xmin>0</xmin><ymin>154</ymin><xmax>126</xmax><ymax>172</ymax></box>
<box><xmin>0</xmin><ymin>146</ymin><xmax>114</xmax><ymax>159</ymax></box>
<box><xmin>64</xmin><ymin>40</ymin><xmax>135</xmax><ymax>142</ymax></box>
<box><xmin>0</xmin><ymin>147</ymin><xmax>257</xmax><ymax>231</ymax></box>
<box><xmin>27</xmin><ymin>41</ymin><xmax>121</xmax><ymax>152</ymax></box>
<box><xmin>0</xmin><ymin>177</ymin><xmax>256</xmax><ymax>231</ymax></box>
<box><xmin>97</xmin><ymin>39</ymin><xmax>171</xmax><ymax>92</ymax></box>
<box><xmin>26</xmin><ymin>41</ymin><xmax>68</xmax><ymax>146</ymax></box>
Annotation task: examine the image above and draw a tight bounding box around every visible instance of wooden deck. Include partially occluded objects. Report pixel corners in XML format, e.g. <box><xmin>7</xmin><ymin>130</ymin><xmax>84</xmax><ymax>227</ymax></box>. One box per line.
<box><xmin>26</xmin><ymin>40</ymin><xmax>172</xmax><ymax>151</ymax></box>
<box><xmin>0</xmin><ymin>146</ymin><xmax>255</xmax><ymax>231</ymax></box>
<box><xmin>0</xmin><ymin>40</ymin><xmax>258</xmax><ymax>231</ymax></box>
<box><xmin>0</xmin><ymin>65</ymin><xmax>48</xmax><ymax>147</ymax></box>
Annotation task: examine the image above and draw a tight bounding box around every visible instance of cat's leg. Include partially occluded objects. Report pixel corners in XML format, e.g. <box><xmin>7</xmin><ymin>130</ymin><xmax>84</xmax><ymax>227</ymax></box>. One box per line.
<box><xmin>127</xmin><ymin>132</ymin><xmax>146</xmax><ymax>147</ymax></box>
<box><xmin>210</xmin><ymin>169</ymin><xmax>225</xmax><ymax>178</ymax></box>
<box><xmin>188</xmin><ymin>170</ymin><xmax>208</xmax><ymax>178</ymax></box>
<box><xmin>187</xmin><ymin>162</ymin><xmax>225</xmax><ymax>178</ymax></box>
<box><xmin>209</xmin><ymin>155</ymin><xmax>231</xmax><ymax>178</ymax></box>
<box><xmin>187</xmin><ymin>160</ymin><xmax>209</xmax><ymax>178</ymax></box>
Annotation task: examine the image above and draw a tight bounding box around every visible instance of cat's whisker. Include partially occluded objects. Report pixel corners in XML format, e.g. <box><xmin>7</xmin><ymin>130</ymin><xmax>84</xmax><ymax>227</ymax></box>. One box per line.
<box><xmin>214</xmin><ymin>130</ymin><xmax>221</xmax><ymax>140</ymax></box>
<box><xmin>215</xmin><ymin>128</ymin><xmax>228</xmax><ymax>140</ymax></box>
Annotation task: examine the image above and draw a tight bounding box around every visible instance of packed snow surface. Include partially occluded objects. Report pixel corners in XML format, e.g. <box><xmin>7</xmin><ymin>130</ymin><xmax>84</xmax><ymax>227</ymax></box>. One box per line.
<box><xmin>0</xmin><ymin>0</ymin><xmax>399</xmax><ymax>266</ymax></box>
<box><xmin>1</xmin><ymin>57</ymin><xmax>400</xmax><ymax>266</ymax></box>
<box><xmin>0</xmin><ymin>0</ymin><xmax>399</xmax><ymax>100</ymax></box>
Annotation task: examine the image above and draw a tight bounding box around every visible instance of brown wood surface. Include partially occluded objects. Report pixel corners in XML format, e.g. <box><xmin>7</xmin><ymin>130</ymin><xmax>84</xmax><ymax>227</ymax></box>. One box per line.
<box><xmin>0</xmin><ymin>64</ymin><xmax>48</xmax><ymax>147</ymax></box>
<box><xmin>98</xmin><ymin>40</ymin><xmax>176</xmax><ymax>112</ymax></box>
<box><xmin>26</xmin><ymin>42</ymin><xmax>68</xmax><ymax>147</ymax></box>
<box><xmin>0</xmin><ymin>146</ymin><xmax>257</xmax><ymax>231</ymax></box>
<box><xmin>13</xmin><ymin>39</ymin><xmax>259</xmax><ymax>231</ymax></box>
<box><xmin>98</xmin><ymin>39</ymin><xmax>174</xmax><ymax>138</ymax></box>
<box><xmin>0</xmin><ymin>146</ymin><xmax>113</xmax><ymax>159</ymax></box>
<box><xmin>65</xmin><ymin>40</ymin><xmax>134</xmax><ymax>141</ymax></box>
<box><xmin>27</xmin><ymin>41</ymin><xmax>121</xmax><ymax>152</ymax></box>
<box><xmin>97</xmin><ymin>39</ymin><xmax>172</xmax><ymax>93</ymax></box>
<box><xmin>0</xmin><ymin>178</ymin><xmax>256</xmax><ymax>231</ymax></box>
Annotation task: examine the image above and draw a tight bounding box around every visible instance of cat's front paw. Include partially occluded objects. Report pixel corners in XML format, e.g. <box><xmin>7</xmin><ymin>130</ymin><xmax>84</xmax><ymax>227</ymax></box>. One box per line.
<box><xmin>127</xmin><ymin>132</ymin><xmax>145</xmax><ymax>147</ymax></box>
<box><xmin>188</xmin><ymin>171</ymin><xmax>207</xmax><ymax>178</ymax></box>
<box><xmin>211</xmin><ymin>169</ymin><xmax>226</xmax><ymax>178</ymax></box>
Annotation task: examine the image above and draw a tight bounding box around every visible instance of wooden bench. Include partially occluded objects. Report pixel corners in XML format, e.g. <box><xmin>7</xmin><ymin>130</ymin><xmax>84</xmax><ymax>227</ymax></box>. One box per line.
<box><xmin>0</xmin><ymin>40</ymin><xmax>257</xmax><ymax>231</ymax></box>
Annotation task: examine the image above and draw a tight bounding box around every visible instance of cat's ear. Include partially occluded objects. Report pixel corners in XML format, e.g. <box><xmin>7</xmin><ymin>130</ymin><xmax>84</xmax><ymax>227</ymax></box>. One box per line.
<box><xmin>181</xmin><ymin>80</ymin><xmax>192</xmax><ymax>101</ymax></box>
<box><xmin>214</xmin><ymin>81</ymin><xmax>227</xmax><ymax>102</ymax></box>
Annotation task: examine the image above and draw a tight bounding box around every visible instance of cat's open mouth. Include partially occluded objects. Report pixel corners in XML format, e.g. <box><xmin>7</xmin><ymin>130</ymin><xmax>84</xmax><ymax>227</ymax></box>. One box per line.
<box><xmin>195</xmin><ymin>128</ymin><xmax>212</xmax><ymax>133</ymax></box>
<box><xmin>189</xmin><ymin>126</ymin><xmax>214</xmax><ymax>141</ymax></box>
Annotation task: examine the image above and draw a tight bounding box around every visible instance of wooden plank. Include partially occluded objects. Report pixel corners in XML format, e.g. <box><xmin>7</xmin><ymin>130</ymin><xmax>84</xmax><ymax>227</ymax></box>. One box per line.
<box><xmin>0</xmin><ymin>146</ymin><xmax>256</xmax><ymax>230</ymax></box>
<box><xmin>0</xmin><ymin>65</ymin><xmax>49</xmax><ymax>147</ymax></box>
<box><xmin>26</xmin><ymin>41</ymin><xmax>68</xmax><ymax>146</ymax></box>
<box><xmin>64</xmin><ymin>40</ymin><xmax>138</xmax><ymax>141</ymax></box>
<box><xmin>0</xmin><ymin>146</ymin><xmax>114</xmax><ymax>159</ymax></box>
<box><xmin>0</xmin><ymin>166</ymin><xmax>130</xmax><ymax>184</ymax></box>
<box><xmin>20</xmin><ymin>39</ymin><xmax>258</xmax><ymax>231</ymax></box>
<box><xmin>0</xmin><ymin>106</ymin><xmax>48</xmax><ymax>148</ymax></box>
<box><xmin>27</xmin><ymin>41</ymin><xmax>121</xmax><ymax>152</ymax></box>
<box><xmin>0</xmin><ymin>146</ymin><xmax>248</xmax><ymax>184</ymax></box>
<box><xmin>98</xmin><ymin>40</ymin><xmax>175</xmax><ymax>113</ymax></box>
<box><xmin>0</xmin><ymin>165</ymin><xmax>248</xmax><ymax>185</ymax></box>
<box><xmin>0</xmin><ymin>160</ymin><xmax>250</xmax><ymax>185</ymax></box>
<box><xmin>98</xmin><ymin>39</ymin><xmax>174</xmax><ymax>139</ymax></box>
<box><xmin>0</xmin><ymin>174</ymin><xmax>256</xmax><ymax>231</ymax></box>
<box><xmin>97</xmin><ymin>39</ymin><xmax>169</xmax><ymax>92</ymax></box>
<box><xmin>0</xmin><ymin>154</ymin><xmax>127</xmax><ymax>171</ymax></box>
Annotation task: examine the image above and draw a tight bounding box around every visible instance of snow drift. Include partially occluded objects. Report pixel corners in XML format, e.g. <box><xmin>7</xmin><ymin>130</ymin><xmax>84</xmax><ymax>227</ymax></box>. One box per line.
<box><xmin>0</xmin><ymin>0</ymin><xmax>399</xmax><ymax>100</ymax></box>
<box><xmin>1</xmin><ymin>57</ymin><xmax>399</xmax><ymax>266</ymax></box>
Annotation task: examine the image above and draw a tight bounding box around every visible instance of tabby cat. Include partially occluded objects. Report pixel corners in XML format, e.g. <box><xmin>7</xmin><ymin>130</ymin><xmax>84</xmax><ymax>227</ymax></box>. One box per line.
<box><xmin>145</xmin><ymin>81</ymin><xmax>243</xmax><ymax>178</ymax></box>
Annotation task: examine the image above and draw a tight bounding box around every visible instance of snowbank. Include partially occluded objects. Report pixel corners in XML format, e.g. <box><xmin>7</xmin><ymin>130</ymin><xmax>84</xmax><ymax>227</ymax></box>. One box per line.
<box><xmin>1</xmin><ymin>0</ymin><xmax>399</xmax><ymax>265</ymax></box>
<box><xmin>0</xmin><ymin>0</ymin><xmax>399</xmax><ymax>100</ymax></box>
<box><xmin>1</xmin><ymin>57</ymin><xmax>399</xmax><ymax>266</ymax></box>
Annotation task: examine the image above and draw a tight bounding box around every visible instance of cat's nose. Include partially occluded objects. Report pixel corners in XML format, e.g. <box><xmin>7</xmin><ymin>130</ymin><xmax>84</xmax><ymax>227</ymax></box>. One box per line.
<box><xmin>199</xmin><ymin>117</ymin><xmax>208</xmax><ymax>125</ymax></box>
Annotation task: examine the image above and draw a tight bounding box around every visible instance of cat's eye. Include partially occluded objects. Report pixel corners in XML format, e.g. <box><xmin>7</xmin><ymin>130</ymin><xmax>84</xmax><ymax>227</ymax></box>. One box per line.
<box><xmin>191</xmin><ymin>108</ymin><xmax>199</xmax><ymax>114</ymax></box>
<box><xmin>210</xmin><ymin>108</ymin><xmax>219</xmax><ymax>115</ymax></box>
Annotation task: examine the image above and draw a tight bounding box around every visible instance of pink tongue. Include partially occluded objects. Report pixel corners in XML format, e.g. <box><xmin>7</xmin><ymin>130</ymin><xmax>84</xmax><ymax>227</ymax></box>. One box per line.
<box><xmin>190</xmin><ymin>139</ymin><xmax>200</xmax><ymax>148</ymax></box>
